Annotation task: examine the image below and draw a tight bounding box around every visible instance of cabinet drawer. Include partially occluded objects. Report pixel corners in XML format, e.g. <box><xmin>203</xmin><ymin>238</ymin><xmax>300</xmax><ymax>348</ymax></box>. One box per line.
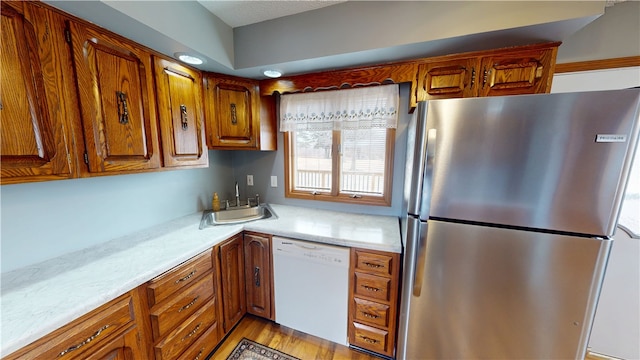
<box><xmin>354</xmin><ymin>251</ymin><xmax>394</xmax><ymax>277</ymax></box>
<box><xmin>350</xmin><ymin>322</ymin><xmax>389</xmax><ymax>355</ymax></box>
<box><xmin>177</xmin><ymin>321</ymin><xmax>220</xmax><ymax>360</ymax></box>
<box><xmin>154</xmin><ymin>298</ymin><xmax>217</xmax><ymax>360</ymax></box>
<box><xmin>10</xmin><ymin>294</ymin><xmax>135</xmax><ymax>360</ymax></box>
<box><xmin>354</xmin><ymin>272</ymin><xmax>391</xmax><ymax>302</ymax></box>
<box><xmin>147</xmin><ymin>250</ymin><xmax>213</xmax><ymax>307</ymax></box>
<box><xmin>150</xmin><ymin>273</ymin><xmax>214</xmax><ymax>340</ymax></box>
<box><xmin>353</xmin><ymin>297</ymin><xmax>390</xmax><ymax>328</ymax></box>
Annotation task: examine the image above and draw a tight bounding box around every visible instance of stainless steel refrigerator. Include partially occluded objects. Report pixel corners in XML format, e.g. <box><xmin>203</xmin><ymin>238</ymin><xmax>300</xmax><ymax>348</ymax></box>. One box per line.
<box><xmin>398</xmin><ymin>89</ymin><xmax>640</xmax><ymax>359</ymax></box>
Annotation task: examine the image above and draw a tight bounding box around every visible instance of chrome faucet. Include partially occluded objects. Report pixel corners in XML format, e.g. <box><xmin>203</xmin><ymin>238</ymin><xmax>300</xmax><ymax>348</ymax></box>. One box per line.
<box><xmin>235</xmin><ymin>182</ymin><xmax>240</xmax><ymax>207</ymax></box>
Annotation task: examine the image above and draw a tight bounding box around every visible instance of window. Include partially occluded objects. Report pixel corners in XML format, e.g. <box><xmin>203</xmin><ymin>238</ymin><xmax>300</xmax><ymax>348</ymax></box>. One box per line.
<box><xmin>281</xmin><ymin>85</ymin><xmax>398</xmax><ymax>206</ymax></box>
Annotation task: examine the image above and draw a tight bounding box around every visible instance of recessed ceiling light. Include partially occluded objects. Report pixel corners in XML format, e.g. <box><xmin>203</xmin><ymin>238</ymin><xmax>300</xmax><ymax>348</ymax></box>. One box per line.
<box><xmin>175</xmin><ymin>52</ymin><xmax>205</xmax><ymax>65</ymax></box>
<box><xmin>263</xmin><ymin>69</ymin><xmax>282</xmax><ymax>78</ymax></box>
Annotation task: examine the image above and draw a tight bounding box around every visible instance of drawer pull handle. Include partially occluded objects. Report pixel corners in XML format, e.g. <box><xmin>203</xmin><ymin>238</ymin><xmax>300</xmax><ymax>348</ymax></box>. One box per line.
<box><xmin>194</xmin><ymin>348</ymin><xmax>204</xmax><ymax>360</ymax></box>
<box><xmin>58</xmin><ymin>324</ymin><xmax>110</xmax><ymax>357</ymax></box>
<box><xmin>363</xmin><ymin>262</ymin><xmax>383</xmax><ymax>268</ymax></box>
<box><xmin>363</xmin><ymin>312</ymin><xmax>380</xmax><ymax>319</ymax></box>
<box><xmin>362</xmin><ymin>285</ymin><xmax>381</xmax><ymax>292</ymax></box>
<box><xmin>175</xmin><ymin>270</ymin><xmax>197</xmax><ymax>284</ymax></box>
<box><xmin>179</xmin><ymin>296</ymin><xmax>199</xmax><ymax>313</ymax></box>
<box><xmin>359</xmin><ymin>335</ymin><xmax>379</xmax><ymax>344</ymax></box>
<box><xmin>182</xmin><ymin>322</ymin><xmax>202</xmax><ymax>341</ymax></box>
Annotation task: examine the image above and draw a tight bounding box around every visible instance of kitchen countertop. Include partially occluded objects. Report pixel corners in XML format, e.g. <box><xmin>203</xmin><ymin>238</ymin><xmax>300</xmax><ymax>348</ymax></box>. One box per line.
<box><xmin>0</xmin><ymin>204</ymin><xmax>401</xmax><ymax>356</ymax></box>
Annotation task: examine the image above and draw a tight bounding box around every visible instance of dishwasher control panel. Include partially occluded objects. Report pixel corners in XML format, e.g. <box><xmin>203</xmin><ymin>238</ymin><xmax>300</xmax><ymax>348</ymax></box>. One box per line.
<box><xmin>272</xmin><ymin>237</ymin><xmax>350</xmax><ymax>268</ymax></box>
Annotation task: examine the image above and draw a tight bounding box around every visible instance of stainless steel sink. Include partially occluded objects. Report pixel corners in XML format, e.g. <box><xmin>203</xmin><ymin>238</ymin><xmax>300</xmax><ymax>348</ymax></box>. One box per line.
<box><xmin>199</xmin><ymin>204</ymin><xmax>277</xmax><ymax>228</ymax></box>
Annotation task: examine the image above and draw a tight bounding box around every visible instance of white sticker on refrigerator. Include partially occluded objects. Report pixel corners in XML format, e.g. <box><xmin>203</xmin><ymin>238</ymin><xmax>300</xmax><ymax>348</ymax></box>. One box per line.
<box><xmin>595</xmin><ymin>134</ymin><xmax>627</xmax><ymax>143</ymax></box>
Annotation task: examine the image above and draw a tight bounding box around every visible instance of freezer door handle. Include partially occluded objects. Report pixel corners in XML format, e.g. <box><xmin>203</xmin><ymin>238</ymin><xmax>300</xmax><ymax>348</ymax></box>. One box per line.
<box><xmin>409</xmin><ymin>218</ymin><xmax>429</xmax><ymax>296</ymax></box>
<box><xmin>419</xmin><ymin>129</ymin><xmax>436</xmax><ymax>221</ymax></box>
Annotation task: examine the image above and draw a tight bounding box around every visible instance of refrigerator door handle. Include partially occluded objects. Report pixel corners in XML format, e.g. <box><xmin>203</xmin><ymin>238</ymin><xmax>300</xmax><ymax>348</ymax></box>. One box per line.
<box><xmin>412</xmin><ymin>220</ymin><xmax>429</xmax><ymax>296</ymax></box>
<box><xmin>406</xmin><ymin>103</ymin><xmax>429</xmax><ymax>216</ymax></box>
<box><xmin>419</xmin><ymin>128</ymin><xmax>437</xmax><ymax>221</ymax></box>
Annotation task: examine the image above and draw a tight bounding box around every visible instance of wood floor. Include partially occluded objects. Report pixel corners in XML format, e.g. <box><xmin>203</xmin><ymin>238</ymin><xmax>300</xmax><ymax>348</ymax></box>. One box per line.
<box><xmin>210</xmin><ymin>315</ymin><xmax>382</xmax><ymax>360</ymax></box>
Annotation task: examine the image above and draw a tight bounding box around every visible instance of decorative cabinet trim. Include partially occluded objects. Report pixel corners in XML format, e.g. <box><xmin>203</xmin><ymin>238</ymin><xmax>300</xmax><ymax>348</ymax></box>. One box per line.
<box><xmin>260</xmin><ymin>42</ymin><xmax>561</xmax><ymax>110</ymax></box>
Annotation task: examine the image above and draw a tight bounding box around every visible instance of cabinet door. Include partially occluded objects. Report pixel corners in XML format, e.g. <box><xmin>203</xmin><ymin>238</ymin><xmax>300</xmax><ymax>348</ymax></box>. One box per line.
<box><xmin>80</xmin><ymin>326</ymin><xmax>143</xmax><ymax>360</ymax></box>
<box><xmin>68</xmin><ymin>20</ymin><xmax>160</xmax><ymax>173</ymax></box>
<box><xmin>1</xmin><ymin>2</ymin><xmax>76</xmax><ymax>183</ymax></box>
<box><xmin>204</xmin><ymin>75</ymin><xmax>259</xmax><ymax>149</ymax></box>
<box><xmin>416</xmin><ymin>58</ymin><xmax>478</xmax><ymax>101</ymax></box>
<box><xmin>218</xmin><ymin>234</ymin><xmax>246</xmax><ymax>333</ymax></box>
<box><xmin>153</xmin><ymin>57</ymin><xmax>208</xmax><ymax>168</ymax></box>
<box><xmin>243</xmin><ymin>232</ymin><xmax>273</xmax><ymax>320</ymax></box>
<box><xmin>477</xmin><ymin>47</ymin><xmax>557</xmax><ymax>97</ymax></box>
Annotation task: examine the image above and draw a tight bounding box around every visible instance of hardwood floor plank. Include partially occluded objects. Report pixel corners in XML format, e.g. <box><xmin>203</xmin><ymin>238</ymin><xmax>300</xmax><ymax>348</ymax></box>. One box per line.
<box><xmin>210</xmin><ymin>315</ymin><xmax>382</xmax><ymax>360</ymax></box>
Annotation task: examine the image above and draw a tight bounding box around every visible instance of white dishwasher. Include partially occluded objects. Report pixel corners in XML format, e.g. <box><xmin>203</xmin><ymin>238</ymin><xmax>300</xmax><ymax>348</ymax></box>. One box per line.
<box><xmin>272</xmin><ymin>236</ymin><xmax>350</xmax><ymax>345</ymax></box>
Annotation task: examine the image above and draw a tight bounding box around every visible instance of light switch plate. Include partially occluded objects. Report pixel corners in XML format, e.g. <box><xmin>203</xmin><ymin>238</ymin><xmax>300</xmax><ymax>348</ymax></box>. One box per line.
<box><xmin>270</xmin><ymin>176</ymin><xmax>277</xmax><ymax>187</ymax></box>
<box><xmin>247</xmin><ymin>175</ymin><xmax>254</xmax><ymax>186</ymax></box>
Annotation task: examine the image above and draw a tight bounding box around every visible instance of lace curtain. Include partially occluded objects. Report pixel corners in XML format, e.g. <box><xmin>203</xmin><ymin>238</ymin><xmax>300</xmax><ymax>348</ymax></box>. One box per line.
<box><xmin>279</xmin><ymin>84</ymin><xmax>399</xmax><ymax>132</ymax></box>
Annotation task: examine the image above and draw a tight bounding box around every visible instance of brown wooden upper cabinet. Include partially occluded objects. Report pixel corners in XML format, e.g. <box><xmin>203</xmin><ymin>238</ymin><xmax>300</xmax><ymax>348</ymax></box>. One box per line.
<box><xmin>417</xmin><ymin>42</ymin><xmax>560</xmax><ymax>101</ymax></box>
<box><xmin>153</xmin><ymin>57</ymin><xmax>208</xmax><ymax>168</ymax></box>
<box><xmin>67</xmin><ymin>19</ymin><xmax>161</xmax><ymax>174</ymax></box>
<box><xmin>1</xmin><ymin>2</ymin><xmax>78</xmax><ymax>184</ymax></box>
<box><xmin>203</xmin><ymin>74</ymin><xmax>276</xmax><ymax>150</ymax></box>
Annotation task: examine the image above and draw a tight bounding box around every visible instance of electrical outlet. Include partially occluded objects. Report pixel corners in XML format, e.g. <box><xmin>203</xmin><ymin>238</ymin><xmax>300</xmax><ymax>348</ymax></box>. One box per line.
<box><xmin>247</xmin><ymin>175</ymin><xmax>254</xmax><ymax>186</ymax></box>
<box><xmin>270</xmin><ymin>175</ymin><xmax>278</xmax><ymax>187</ymax></box>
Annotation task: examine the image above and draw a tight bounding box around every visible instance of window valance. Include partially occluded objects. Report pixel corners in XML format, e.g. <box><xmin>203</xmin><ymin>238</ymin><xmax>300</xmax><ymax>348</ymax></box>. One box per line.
<box><xmin>280</xmin><ymin>84</ymin><xmax>399</xmax><ymax>132</ymax></box>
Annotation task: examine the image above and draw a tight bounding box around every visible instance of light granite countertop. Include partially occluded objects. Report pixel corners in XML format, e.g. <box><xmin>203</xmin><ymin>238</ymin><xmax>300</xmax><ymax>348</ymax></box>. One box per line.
<box><xmin>0</xmin><ymin>204</ymin><xmax>401</xmax><ymax>356</ymax></box>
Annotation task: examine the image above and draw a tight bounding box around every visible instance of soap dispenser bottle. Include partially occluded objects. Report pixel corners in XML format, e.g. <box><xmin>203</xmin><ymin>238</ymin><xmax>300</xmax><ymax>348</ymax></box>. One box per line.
<box><xmin>212</xmin><ymin>192</ymin><xmax>220</xmax><ymax>211</ymax></box>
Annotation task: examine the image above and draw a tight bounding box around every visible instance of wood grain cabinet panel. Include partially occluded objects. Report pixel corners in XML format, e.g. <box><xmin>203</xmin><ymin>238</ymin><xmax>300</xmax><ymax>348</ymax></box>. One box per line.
<box><xmin>478</xmin><ymin>48</ymin><xmax>557</xmax><ymax>97</ymax></box>
<box><xmin>143</xmin><ymin>249</ymin><xmax>220</xmax><ymax>360</ymax></box>
<box><xmin>243</xmin><ymin>232</ymin><xmax>274</xmax><ymax>320</ymax></box>
<box><xmin>149</xmin><ymin>274</ymin><xmax>214</xmax><ymax>340</ymax></box>
<box><xmin>67</xmin><ymin>20</ymin><xmax>161</xmax><ymax>174</ymax></box>
<box><xmin>3</xmin><ymin>292</ymin><xmax>144</xmax><ymax>360</ymax></box>
<box><xmin>176</xmin><ymin>321</ymin><xmax>220</xmax><ymax>360</ymax></box>
<box><xmin>216</xmin><ymin>234</ymin><xmax>247</xmax><ymax>334</ymax></box>
<box><xmin>204</xmin><ymin>74</ymin><xmax>258</xmax><ymax>149</ymax></box>
<box><xmin>153</xmin><ymin>298</ymin><xmax>217</xmax><ymax>360</ymax></box>
<box><xmin>417</xmin><ymin>58</ymin><xmax>478</xmax><ymax>100</ymax></box>
<box><xmin>203</xmin><ymin>74</ymin><xmax>277</xmax><ymax>150</ymax></box>
<box><xmin>81</xmin><ymin>325</ymin><xmax>142</xmax><ymax>360</ymax></box>
<box><xmin>348</xmin><ymin>248</ymin><xmax>400</xmax><ymax>358</ymax></box>
<box><xmin>153</xmin><ymin>57</ymin><xmax>208</xmax><ymax>168</ymax></box>
<box><xmin>350</xmin><ymin>322</ymin><xmax>389</xmax><ymax>355</ymax></box>
<box><xmin>146</xmin><ymin>250</ymin><xmax>213</xmax><ymax>308</ymax></box>
<box><xmin>353</xmin><ymin>297</ymin><xmax>390</xmax><ymax>328</ymax></box>
<box><xmin>417</xmin><ymin>42</ymin><xmax>560</xmax><ymax>102</ymax></box>
<box><xmin>0</xmin><ymin>1</ymin><xmax>77</xmax><ymax>184</ymax></box>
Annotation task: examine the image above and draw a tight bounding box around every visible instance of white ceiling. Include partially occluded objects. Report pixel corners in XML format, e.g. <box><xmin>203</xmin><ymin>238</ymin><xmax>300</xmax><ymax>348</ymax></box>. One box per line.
<box><xmin>196</xmin><ymin>1</ymin><xmax>346</xmax><ymax>28</ymax></box>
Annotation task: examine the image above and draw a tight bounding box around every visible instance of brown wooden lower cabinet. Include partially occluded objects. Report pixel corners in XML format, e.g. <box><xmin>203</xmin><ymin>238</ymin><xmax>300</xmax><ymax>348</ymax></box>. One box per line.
<box><xmin>4</xmin><ymin>234</ymin><xmax>401</xmax><ymax>360</ymax></box>
<box><xmin>143</xmin><ymin>249</ymin><xmax>220</xmax><ymax>360</ymax></box>
<box><xmin>3</xmin><ymin>291</ymin><xmax>145</xmax><ymax>360</ymax></box>
<box><xmin>243</xmin><ymin>231</ymin><xmax>274</xmax><ymax>320</ymax></box>
<box><xmin>216</xmin><ymin>233</ymin><xmax>247</xmax><ymax>335</ymax></box>
<box><xmin>348</xmin><ymin>248</ymin><xmax>401</xmax><ymax>358</ymax></box>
